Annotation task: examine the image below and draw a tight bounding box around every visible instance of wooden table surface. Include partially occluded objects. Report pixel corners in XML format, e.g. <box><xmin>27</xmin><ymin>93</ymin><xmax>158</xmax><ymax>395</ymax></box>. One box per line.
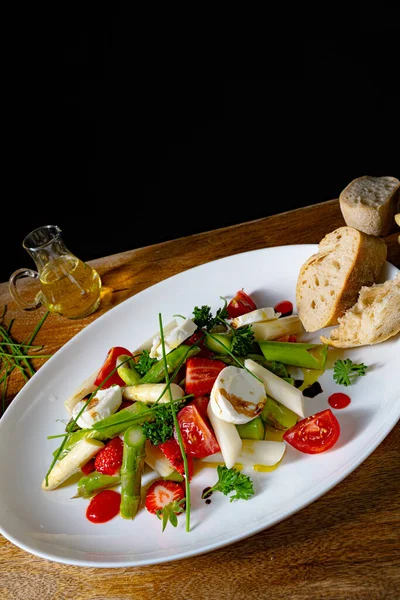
<box><xmin>1</xmin><ymin>200</ymin><xmax>399</xmax><ymax>600</ymax></box>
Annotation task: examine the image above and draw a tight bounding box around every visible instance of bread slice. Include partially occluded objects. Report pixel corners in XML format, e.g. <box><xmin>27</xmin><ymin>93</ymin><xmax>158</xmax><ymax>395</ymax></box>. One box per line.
<box><xmin>296</xmin><ymin>226</ymin><xmax>387</xmax><ymax>332</ymax></box>
<box><xmin>339</xmin><ymin>175</ymin><xmax>400</xmax><ymax>236</ymax></box>
<box><xmin>320</xmin><ymin>273</ymin><xmax>400</xmax><ymax>347</ymax></box>
<box><xmin>395</xmin><ymin>212</ymin><xmax>400</xmax><ymax>243</ymax></box>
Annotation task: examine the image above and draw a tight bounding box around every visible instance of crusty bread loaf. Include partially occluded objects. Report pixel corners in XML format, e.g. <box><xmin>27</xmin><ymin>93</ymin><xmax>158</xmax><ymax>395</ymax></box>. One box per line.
<box><xmin>339</xmin><ymin>175</ymin><xmax>400</xmax><ymax>236</ymax></box>
<box><xmin>395</xmin><ymin>212</ymin><xmax>400</xmax><ymax>243</ymax></box>
<box><xmin>296</xmin><ymin>226</ymin><xmax>387</xmax><ymax>332</ymax></box>
<box><xmin>320</xmin><ymin>273</ymin><xmax>400</xmax><ymax>347</ymax></box>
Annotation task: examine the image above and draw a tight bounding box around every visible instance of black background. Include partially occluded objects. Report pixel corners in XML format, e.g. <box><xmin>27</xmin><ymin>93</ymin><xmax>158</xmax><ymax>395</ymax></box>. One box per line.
<box><xmin>2</xmin><ymin>4</ymin><xmax>399</xmax><ymax>284</ymax></box>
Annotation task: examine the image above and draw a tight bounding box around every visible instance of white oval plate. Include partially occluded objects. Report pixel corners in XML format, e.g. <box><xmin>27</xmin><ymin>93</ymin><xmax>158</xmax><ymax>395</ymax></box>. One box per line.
<box><xmin>0</xmin><ymin>245</ymin><xmax>399</xmax><ymax>568</ymax></box>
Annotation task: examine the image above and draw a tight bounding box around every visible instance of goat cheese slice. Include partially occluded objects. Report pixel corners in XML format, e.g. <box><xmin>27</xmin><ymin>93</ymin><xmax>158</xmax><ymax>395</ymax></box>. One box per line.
<box><xmin>150</xmin><ymin>318</ymin><xmax>198</xmax><ymax>358</ymax></box>
<box><xmin>230</xmin><ymin>307</ymin><xmax>280</xmax><ymax>329</ymax></box>
<box><xmin>72</xmin><ymin>385</ymin><xmax>122</xmax><ymax>429</ymax></box>
<box><xmin>209</xmin><ymin>365</ymin><xmax>267</xmax><ymax>424</ymax></box>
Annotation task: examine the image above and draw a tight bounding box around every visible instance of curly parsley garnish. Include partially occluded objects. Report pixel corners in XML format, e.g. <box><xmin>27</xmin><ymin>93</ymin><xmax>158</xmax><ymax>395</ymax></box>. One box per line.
<box><xmin>135</xmin><ymin>350</ymin><xmax>158</xmax><ymax>376</ymax></box>
<box><xmin>192</xmin><ymin>298</ymin><xmax>229</xmax><ymax>332</ymax></box>
<box><xmin>333</xmin><ymin>358</ymin><xmax>368</xmax><ymax>386</ymax></box>
<box><xmin>141</xmin><ymin>403</ymin><xmax>183</xmax><ymax>445</ymax></box>
<box><xmin>202</xmin><ymin>465</ymin><xmax>254</xmax><ymax>502</ymax></box>
<box><xmin>192</xmin><ymin>305</ymin><xmax>215</xmax><ymax>330</ymax></box>
<box><xmin>230</xmin><ymin>325</ymin><xmax>255</xmax><ymax>356</ymax></box>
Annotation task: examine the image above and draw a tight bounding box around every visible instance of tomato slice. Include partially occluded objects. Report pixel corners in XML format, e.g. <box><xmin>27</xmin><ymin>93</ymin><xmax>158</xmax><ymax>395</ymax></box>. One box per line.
<box><xmin>276</xmin><ymin>334</ymin><xmax>297</xmax><ymax>342</ymax></box>
<box><xmin>158</xmin><ymin>437</ymin><xmax>194</xmax><ymax>479</ymax></box>
<box><xmin>274</xmin><ymin>300</ymin><xmax>293</xmax><ymax>317</ymax></box>
<box><xmin>184</xmin><ymin>330</ymin><xmax>215</xmax><ymax>358</ymax></box>
<box><xmin>94</xmin><ymin>346</ymin><xmax>133</xmax><ymax>388</ymax></box>
<box><xmin>283</xmin><ymin>409</ymin><xmax>340</xmax><ymax>454</ymax></box>
<box><xmin>226</xmin><ymin>289</ymin><xmax>257</xmax><ymax>319</ymax></box>
<box><xmin>175</xmin><ymin>403</ymin><xmax>220</xmax><ymax>459</ymax></box>
<box><xmin>190</xmin><ymin>395</ymin><xmax>210</xmax><ymax>422</ymax></box>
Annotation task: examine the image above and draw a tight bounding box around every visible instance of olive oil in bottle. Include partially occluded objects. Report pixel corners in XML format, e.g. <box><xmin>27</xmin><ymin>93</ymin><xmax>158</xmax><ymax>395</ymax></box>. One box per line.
<box><xmin>39</xmin><ymin>256</ymin><xmax>102</xmax><ymax>319</ymax></box>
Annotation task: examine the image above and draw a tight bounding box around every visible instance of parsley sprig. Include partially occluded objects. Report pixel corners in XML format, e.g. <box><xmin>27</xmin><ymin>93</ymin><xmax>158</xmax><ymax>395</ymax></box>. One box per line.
<box><xmin>333</xmin><ymin>358</ymin><xmax>368</xmax><ymax>386</ymax></box>
<box><xmin>202</xmin><ymin>465</ymin><xmax>254</xmax><ymax>502</ymax></box>
<box><xmin>192</xmin><ymin>298</ymin><xmax>229</xmax><ymax>331</ymax></box>
<box><xmin>141</xmin><ymin>401</ymin><xmax>183</xmax><ymax>445</ymax></box>
<box><xmin>134</xmin><ymin>349</ymin><xmax>158</xmax><ymax>376</ymax></box>
<box><xmin>230</xmin><ymin>324</ymin><xmax>255</xmax><ymax>356</ymax></box>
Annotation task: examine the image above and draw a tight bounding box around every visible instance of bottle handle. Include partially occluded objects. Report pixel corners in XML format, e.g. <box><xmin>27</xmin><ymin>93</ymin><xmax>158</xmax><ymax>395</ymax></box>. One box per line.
<box><xmin>8</xmin><ymin>268</ymin><xmax>43</xmax><ymax>311</ymax></box>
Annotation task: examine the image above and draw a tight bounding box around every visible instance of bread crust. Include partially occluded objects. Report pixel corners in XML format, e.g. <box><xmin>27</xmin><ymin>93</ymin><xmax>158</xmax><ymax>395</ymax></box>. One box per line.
<box><xmin>320</xmin><ymin>273</ymin><xmax>400</xmax><ymax>347</ymax></box>
<box><xmin>339</xmin><ymin>175</ymin><xmax>400</xmax><ymax>236</ymax></box>
<box><xmin>296</xmin><ymin>227</ymin><xmax>387</xmax><ymax>332</ymax></box>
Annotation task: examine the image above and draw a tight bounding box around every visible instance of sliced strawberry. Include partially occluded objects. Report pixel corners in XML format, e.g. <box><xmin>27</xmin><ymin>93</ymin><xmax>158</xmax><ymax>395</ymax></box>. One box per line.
<box><xmin>145</xmin><ymin>479</ymin><xmax>185</xmax><ymax>515</ymax></box>
<box><xmin>184</xmin><ymin>357</ymin><xmax>226</xmax><ymax>396</ymax></box>
<box><xmin>81</xmin><ymin>457</ymin><xmax>96</xmax><ymax>475</ymax></box>
<box><xmin>145</xmin><ymin>479</ymin><xmax>185</xmax><ymax>530</ymax></box>
<box><xmin>94</xmin><ymin>437</ymin><xmax>124</xmax><ymax>476</ymax></box>
<box><xmin>158</xmin><ymin>437</ymin><xmax>194</xmax><ymax>479</ymax></box>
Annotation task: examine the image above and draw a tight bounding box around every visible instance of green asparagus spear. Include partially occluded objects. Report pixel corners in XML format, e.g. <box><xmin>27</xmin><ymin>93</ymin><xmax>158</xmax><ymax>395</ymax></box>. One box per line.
<box><xmin>139</xmin><ymin>344</ymin><xmax>200</xmax><ymax>384</ymax></box>
<box><xmin>74</xmin><ymin>472</ymin><xmax>121</xmax><ymax>498</ymax></box>
<box><xmin>120</xmin><ymin>424</ymin><xmax>146</xmax><ymax>519</ymax></box>
<box><xmin>258</xmin><ymin>341</ymin><xmax>328</xmax><ymax>370</ymax></box>
<box><xmin>54</xmin><ymin>402</ymin><xmax>153</xmax><ymax>460</ymax></box>
<box><xmin>117</xmin><ymin>355</ymin><xmax>142</xmax><ymax>385</ymax></box>
<box><xmin>92</xmin><ymin>400</ymin><xmax>154</xmax><ymax>437</ymax></box>
<box><xmin>260</xmin><ymin>396</ymin><xmax>298</xmax><ymax>430</ymax></box>
<box><xmin>236</xmin><ymin>416</ymin><xmax>265</xmax><ymax>440</ymax></box>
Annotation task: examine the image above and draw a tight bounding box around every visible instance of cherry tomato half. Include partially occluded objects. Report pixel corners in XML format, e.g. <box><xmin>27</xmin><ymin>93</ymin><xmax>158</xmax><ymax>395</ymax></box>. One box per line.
<box><xmin>175</xmin><ymin>402</ymin><xmax>220</xmax><ymax>459</ymax></box>
<box><xmin>94</xmin><ymin>346</ymin><xmax>133</xmax><ymax>388</ymax></box>
<box><xmin>226</xmin><ymin>290</ymin><xmax>257</xmax><ymax>319</ymax></box>
<box><xmin>283</xmin><ymin>409</ymin><xmax>340</xmax><ymax>454</ymax></box>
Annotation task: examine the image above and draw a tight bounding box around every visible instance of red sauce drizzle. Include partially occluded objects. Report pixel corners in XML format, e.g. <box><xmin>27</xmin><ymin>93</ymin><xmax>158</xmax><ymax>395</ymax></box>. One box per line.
<box><xmin>86</xmin><ymin>490</ymin><xmax>121</xmax><ymax>523</ymax></box>
<box><xmin>328</xmin><ymin>392</ymin><xmax>351</xmax><ymax>409</ymax></box>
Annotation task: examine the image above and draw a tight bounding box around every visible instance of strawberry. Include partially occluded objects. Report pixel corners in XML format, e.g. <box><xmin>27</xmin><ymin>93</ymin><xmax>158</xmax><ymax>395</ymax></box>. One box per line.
<box><xmin>81</xmin><ymin>457</ymin><xmax>96</xmax><ymax>475</ymax></box>
<box><xmin>145</xmin><ymin>479</ymin><xmax>185</xmax><ymax>531</ymax></box>
<box><xmin>184</xmin><ymin>356</ymin><xmax>226</xmax><ymax>396</ymax></box>
<box><xmin>94</xmin><ymin>437</ymin><xmax>124</xmax><ymax>476</ymax></box>
<box><xmin>158</xmin><ymin>437</ymin><xmax>194</xmax><ymax>479</ymax></box>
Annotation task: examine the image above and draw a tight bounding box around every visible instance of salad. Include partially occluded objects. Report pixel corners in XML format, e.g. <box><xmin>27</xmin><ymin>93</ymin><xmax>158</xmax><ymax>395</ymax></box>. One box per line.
<box><xmin>42</xmin><ymin>289</ymin><xmax>364</xmax><ymax>531</ymax></box>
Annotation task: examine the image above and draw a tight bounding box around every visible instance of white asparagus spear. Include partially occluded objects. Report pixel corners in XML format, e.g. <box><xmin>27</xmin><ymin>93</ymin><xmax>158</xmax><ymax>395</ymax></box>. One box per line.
<box><xmin>201</xmin><ymin>439</ymin><xmax>286</xmax><ymax>467</ymax></box>
<box><xmin>144</xmin><ymin>440</ymin><xmax>175</xmax><ymax>477</ymax></box>
<box><xmin>207</xmin><ymin>400</ymin><xmax>242</xmax><ymax>469</ymax></box>
<box><xmin>245</xmin><ymin>358</ymin><xmax>305</xmax><ymax>418</ymax></box>
<box><xmin>122</xmin><ymin>383</ymin><xmax>184</xmax><ymax>404</ymax></box>
<box><xmin>251</xmin><ymin>315</ymin><xmax>304</xmax><ymax>341</ymax></box>
<box><xmin>42</xmin><ymin>438</ymin><xmax>105</xmax><ymax>491</ymax></box>
<box><xmin>64</xmin><ymin>369</ymin><xmax>98</xmax><ymax>414</ymax></box>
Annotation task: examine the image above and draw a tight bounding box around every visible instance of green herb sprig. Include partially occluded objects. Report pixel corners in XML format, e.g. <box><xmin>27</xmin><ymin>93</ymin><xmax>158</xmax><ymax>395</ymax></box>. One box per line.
<box><xmin>202</xmin><ymin>465</ymin><xmax>254</xmax><ymax>502</ymax></box>
<box><xmin>134</xmin><ymin>349</ymin><xmax>158</xmax><ymax>376</ymax></box>
<box><xmin>0</xmin><ymin>307</ymin><xmax>50</xmax><ymax>416</ymax></box>
<box><xmin>158</xmin><ymin>313</ymin><xmax>191</xmax><ymax>532</ymax></box>
<box><xmin>333</xmin><ymin>358</ymin><xmax>368</xmax><ymax>386</ymax></box>
<box><xmin>141</xmin><ymin>402</ymin><xmax>183</xmax><ymax>446</ymax></box>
